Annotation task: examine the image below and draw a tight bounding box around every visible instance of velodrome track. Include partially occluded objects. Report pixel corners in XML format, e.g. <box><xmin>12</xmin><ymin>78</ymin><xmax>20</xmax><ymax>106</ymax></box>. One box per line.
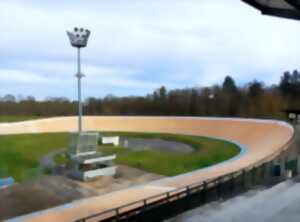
<box><xmin>0</xmin><ymin>116</ymin><xmax>294</xmax><ymax>222</ymax></box>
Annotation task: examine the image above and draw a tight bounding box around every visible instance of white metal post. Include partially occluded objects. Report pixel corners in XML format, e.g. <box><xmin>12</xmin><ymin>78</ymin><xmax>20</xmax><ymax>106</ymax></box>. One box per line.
<box><xmin>76</xmin><ymin>47</ymin><xmax>83</xmax><ymax>133</ymax></box>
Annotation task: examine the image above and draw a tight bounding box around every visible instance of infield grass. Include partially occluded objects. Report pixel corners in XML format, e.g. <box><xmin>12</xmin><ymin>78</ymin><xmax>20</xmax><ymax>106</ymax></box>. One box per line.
<box><xmin>0</xmin><ymin>132</ymin><xmax>240</xmax><ymax>181</ymax></box>
<box><xmin>0</xmin><ymin>133</ymin><xmax>68</xmax><ymax>181</ymax></box>
<box><xmin>99</xmin><ymin>132</ymin><xmax>240</xmax><ymax>176</ymax></box>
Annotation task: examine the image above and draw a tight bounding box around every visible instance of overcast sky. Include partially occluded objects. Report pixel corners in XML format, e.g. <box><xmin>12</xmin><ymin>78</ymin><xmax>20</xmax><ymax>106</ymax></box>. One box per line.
<box><xmin>1</xmin><ymin>0</ymin><xmax>300</xmax><ymax>100</ymax></box>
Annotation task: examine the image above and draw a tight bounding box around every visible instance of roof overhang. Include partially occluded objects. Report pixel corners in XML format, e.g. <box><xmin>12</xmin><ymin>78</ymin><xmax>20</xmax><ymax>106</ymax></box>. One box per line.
<box><xmin>242</xmin><ymin>0</ymin><xmax>300</xmax><ymax>20</ymax></box>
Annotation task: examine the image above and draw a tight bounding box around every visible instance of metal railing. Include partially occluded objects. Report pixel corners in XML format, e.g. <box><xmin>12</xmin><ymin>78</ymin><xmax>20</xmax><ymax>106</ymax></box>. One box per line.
<box><xmin>75</xmin><ymin>132</ymin><xmax>296</xmax><ymax>222</ymax></box>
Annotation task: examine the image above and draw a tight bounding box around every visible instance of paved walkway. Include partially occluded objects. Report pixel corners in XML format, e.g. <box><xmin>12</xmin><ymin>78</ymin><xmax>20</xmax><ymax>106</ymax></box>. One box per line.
<box><xmin>120</xmin><ymin>137</ymin><xmax>194</xmax><ymax>153</ymax></box>
<box><xmin>169</xmin><ymin>178</ymin><xmax>300</xmax><ymax>222</ymax></box>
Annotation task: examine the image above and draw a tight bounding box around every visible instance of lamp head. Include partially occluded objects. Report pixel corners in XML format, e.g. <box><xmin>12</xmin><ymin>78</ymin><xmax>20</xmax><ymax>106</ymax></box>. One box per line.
<box><xmin>67</xmin><ymin>27</ymin><xmax>91</xmax><ymax>48</ymax></box>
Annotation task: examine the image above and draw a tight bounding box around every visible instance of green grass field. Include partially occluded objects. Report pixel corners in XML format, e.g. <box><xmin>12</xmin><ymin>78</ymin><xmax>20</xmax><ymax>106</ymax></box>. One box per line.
<box><xmin>98</xmin><ymin>132</ymin><xmax>240</xmax><ymax>176</ymax></box>
<box><xmin>0</xmin><ymin>115</ymin><xmax>40</xmax><ymax>123</ymax></box>
<box><xmin>0</xmin><ymin>132</ymin><xmax>240</xmax><ymax>182</ymax></box>
<box><xmin>0</xmin><ymin>133</ymin><xmax>68</xmax><ymax>181</ymax></box>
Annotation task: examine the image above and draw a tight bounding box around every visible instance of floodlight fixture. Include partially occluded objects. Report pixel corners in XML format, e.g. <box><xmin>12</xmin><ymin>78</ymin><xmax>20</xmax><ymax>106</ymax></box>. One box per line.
<box><xmin>67</xmin><ymin>27</ymin><xmax>91</xmax><ymax>48</ymax></box>
<box><xmin>67</xmin><ymin>27</ymin><xmax>91</xmax><ymax>133</ymax></box>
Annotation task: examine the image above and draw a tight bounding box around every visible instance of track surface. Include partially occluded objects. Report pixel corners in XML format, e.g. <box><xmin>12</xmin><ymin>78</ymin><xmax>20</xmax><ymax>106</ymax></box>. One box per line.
<box><xmin>0</xmin><ymin>116</ymin><xmax>293</xmax><ymax>222</ymax></box>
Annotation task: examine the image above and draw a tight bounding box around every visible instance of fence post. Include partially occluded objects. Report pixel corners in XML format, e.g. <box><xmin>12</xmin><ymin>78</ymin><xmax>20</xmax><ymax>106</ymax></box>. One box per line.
<box><xmin>166</xmin><ymin>192</ymin><xmax>170</xmax><ymax>203</ymax></box>
<box><xmin>230</xmin><ymin>173</ymin><xmax>235</xmax><ymax>196</ymax></box>
<box><xmin>242</xmin><ymin>170</ymin><xmax>247</xmax><ymax>190</ymax></box>
<box><xmin>259</xmin><ymin>163</ymin><xmax>265</xmax><ymax>184</ymax></box>
<box><xmin>251</xmin><ymin>167</ymin><xmax>256</xmax><ymax>186</ymax></box>
<box><xmin>202</xmin><ymin>181</ymin><xmax>207</xmax><ymax>204</ymax></box>
<box><xmin>216</xmin><ymin>177</ymin><xmax>222</xmax><ymax>199</ymax></box>
<box><xmin>280</xmin><ymin>158</ymin><xmax>286</xmax><ymax>179</ymax></box>
<box><xmin>264</xmin><ymin>161</ymin><xmax>271</xmax><ymax>185</ymax></box>
<box><xmin>297</xmin><ymin>155</ymin><xmax>300</xmax><ymax>176</ymax></box>
<box><xmin>186</xmin><ymin>186</ymin><xmax>191</xmax><ymax>196</ymax></box>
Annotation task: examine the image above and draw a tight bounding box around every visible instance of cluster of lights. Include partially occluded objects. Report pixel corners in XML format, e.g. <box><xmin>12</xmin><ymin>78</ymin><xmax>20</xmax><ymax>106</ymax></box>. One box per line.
<box><xmin>67</xmin><ymin>27</ymin><xmax>91</xmax><ymax>48</ymax></box>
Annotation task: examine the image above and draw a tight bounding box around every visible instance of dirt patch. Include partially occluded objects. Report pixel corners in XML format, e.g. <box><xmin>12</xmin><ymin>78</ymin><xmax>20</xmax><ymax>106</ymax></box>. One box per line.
<box><xmin>0</xmin><ymin>176</ymin><xmax>97</xmax><ymax>220</ymax></box>
<box><xmin>76</xmin><ymin>165</ymin><xmax>164</xmax><ymax>195</ymax></box>
<box><xmin>0</xmin><ymin>165</ymin><xmax>163</xmax><ymax>220</ymax></box>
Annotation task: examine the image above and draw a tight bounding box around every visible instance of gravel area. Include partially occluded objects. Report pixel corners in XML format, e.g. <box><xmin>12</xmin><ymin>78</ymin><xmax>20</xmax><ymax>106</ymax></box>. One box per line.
<box><xmin>0</xmin><ymin>166</ymin><xmax>163</xmax><ymax>220</ymax></box>
<box><xmin>78</xmin><ymin>165</ymin><xmax>164</xmax><ymax>194</ymax></box>
<box><xmin>119</xmin><ymin>137</ymin><xmax>194</xmax><ymax>153</ymax></box>
<box><xmin>0</xmin><ymin>176</ymin><xmax>97</xmax><ymax>220</ymax></box>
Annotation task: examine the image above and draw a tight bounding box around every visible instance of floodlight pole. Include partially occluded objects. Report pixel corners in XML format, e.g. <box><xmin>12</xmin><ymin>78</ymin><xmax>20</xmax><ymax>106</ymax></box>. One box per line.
<box><xmin>76</xmin><ymin>47</ymin><xmax>84</xmax><ymax>133</ymax></box>
<box><xmin>67</xmin><ymin>27</ymin><xmax>90</xmax><ymax>133</ymax></box>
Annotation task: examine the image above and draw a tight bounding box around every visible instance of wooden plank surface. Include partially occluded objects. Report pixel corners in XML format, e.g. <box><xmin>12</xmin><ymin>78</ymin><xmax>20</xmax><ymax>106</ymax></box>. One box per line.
<box><xmin>1</xmin><ymin>117</ymin><xmax>293</xmax><ymax>222</ymax></box>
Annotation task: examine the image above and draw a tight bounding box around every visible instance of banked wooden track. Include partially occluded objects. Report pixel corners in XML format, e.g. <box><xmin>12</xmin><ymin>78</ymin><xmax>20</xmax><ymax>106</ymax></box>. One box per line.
<box><xmin>0</xmin><ymin>116</ymin><xmax>294</xmax><ymax>222</ymax></box>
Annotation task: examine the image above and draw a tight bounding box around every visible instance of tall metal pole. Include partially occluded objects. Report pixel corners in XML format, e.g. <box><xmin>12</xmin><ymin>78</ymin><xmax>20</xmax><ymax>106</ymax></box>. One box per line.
<box><xmin>76</xmin><ymin>47</ymin><xmax>83</xmax><ymax>133</ymax></box>
<box><xmin>67</xmin><ymin>27</ymin><xmax>90</xmax><ymax>133</ymax></box>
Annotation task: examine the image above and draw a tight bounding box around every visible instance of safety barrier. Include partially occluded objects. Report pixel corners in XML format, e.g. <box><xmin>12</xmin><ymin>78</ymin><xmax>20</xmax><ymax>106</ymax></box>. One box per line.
<box><xmin>74</xmin><ymin>133</ymin><xmax>296</xmax><ymax>222</ymax></box>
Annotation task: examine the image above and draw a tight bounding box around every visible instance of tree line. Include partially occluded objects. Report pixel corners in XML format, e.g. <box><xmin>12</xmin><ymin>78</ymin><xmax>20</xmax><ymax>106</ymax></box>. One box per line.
<box><xmin>1</xmin><ymin>70</ymin><xmax>300</xmax><ymax>119</ymax></box>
